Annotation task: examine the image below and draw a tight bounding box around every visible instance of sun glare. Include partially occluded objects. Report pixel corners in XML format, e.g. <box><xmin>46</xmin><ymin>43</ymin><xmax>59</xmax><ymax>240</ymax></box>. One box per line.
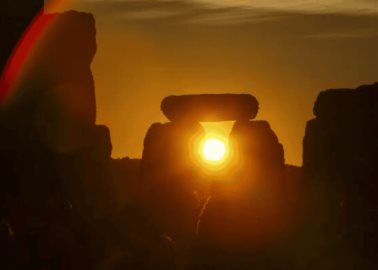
<box><xmin>202</xmin><ymin>138</ymin><xmax>226</xmax><ymax>162</ymax></box>
<box><xmin>197</xmin><ymin>122</ymin><xmax>234</xmax><ymax>168</ymax></box>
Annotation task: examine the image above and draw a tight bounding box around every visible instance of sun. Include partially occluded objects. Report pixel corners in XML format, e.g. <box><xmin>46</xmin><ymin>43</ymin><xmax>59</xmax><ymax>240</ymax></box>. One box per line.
<box><xmin>202</xmin><ymin>138</ymin><xmax>227</xmax><ymax>162</ymax></box>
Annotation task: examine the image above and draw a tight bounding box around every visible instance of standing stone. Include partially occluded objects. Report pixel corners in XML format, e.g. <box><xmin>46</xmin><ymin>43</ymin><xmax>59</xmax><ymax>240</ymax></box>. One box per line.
<box><xmin>2</xmin><ymin>11</ymin><xmax>97</xmax><ymax>153</ymax></box>
<box><xmin>302</xmin><ymin>82</ymin><xmax>378</xmax><ymax>269</ymax></box>
<box><xmin>194</xmin><ymin>120</ymin><xmax>290</xmax><ymax>269</ymax></box>
<box><xmin>0</xmin><ymin>10</ymin><xmax>114</xmax><ymax>268</ymax></box>
<box><xmin>139</xmin><ymin>121</ymin><xmax>206</xmax><ymax>249</ymax></box>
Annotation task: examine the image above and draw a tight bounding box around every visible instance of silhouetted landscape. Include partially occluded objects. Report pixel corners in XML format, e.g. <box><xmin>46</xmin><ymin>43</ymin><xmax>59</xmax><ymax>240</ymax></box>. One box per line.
<box><xmin>1</xmin><ymin>1</ymin><xmax>378</xmax><ymax>270</ymax></box>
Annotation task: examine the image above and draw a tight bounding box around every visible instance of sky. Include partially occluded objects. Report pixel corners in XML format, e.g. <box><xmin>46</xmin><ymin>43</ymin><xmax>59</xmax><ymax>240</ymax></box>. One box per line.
<box><xmin>45</xmin><ymin>0</ymin><xmax>378</xmax><ymax>165</ymax></box>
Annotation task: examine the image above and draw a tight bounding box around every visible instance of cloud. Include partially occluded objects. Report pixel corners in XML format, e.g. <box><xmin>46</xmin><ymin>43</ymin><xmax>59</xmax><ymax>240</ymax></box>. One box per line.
<box><xmin>306</xmin><ymin>28</ymin><xmax>378</xmax><ymax>39</ymax></box>
<box><xmin>71</xmin><ymin>0</ymin><xmax>378</xmax><ymax>26</ymax></box>
<box><xmin>72</xmin><ymin>0</ymin><xmax>293</xmax><ymax>24</ymax></box>
<box><xmin>73</xmin><ymin>0</ymin><xmax>205</xmax><ymax>22</ymax></box>
<box><xmin>185</xmin><ymin>10</ymin><xmax>285</xmax><ymax>25</ymax></box>
<box><xmin>195</xmin><ymin>0</ymin><xmax>378</xmax><ymax>15</ymax></box>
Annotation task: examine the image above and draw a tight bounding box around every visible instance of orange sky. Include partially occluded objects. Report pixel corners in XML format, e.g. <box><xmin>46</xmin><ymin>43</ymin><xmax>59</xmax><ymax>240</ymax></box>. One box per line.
<box><xmin>45</xmin><ymin>0</ymin><xmax>378</xmax><ymax>165</ymax></box>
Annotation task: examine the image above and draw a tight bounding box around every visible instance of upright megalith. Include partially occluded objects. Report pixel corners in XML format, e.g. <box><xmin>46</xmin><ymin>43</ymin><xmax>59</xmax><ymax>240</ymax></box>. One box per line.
<box><xmin>0</xmin><ymin>10</ymin><xmax>118</xmax><ymax>268</ymax></box>
<box><xmin>2</xmin><ymin>11</ymin><xmax>97</xmax><ymax>153</ymax></box>
<box><xmin>197</xmin><ymin>121</ymin><xmax>288</xmax><ymax>252</ymax></box>
<box><xmin>161</xmin><ymin>94</ymin><xmax>259</xmax><ymax>122</ymax></box>
<box><xmin>139</xmin><ymin>121</ymin><xmax>206</xmax><ymax>247</ymax></box>
<box><xmin>231</xmin><ymin>120</ymin><xmax>285</xmax><ymax>170</ymax></box>
<box><xmin>302</xmin><ymin>82</ymin><xmax>378</xmax><ymax>268</ymax></box>
<box><xmin>229</xmin><ymin>120</ymin><xmax>286</xmax><ymax>209</ymax></box>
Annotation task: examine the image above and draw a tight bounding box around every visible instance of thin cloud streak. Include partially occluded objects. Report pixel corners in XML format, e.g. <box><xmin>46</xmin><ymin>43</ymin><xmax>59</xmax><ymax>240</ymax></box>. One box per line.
<box><xmin>74</xmin><ymin>0</ymin><xmax>281</xmax><ymax>25</ymax></box>
<box><xmin>73</xmin><ymin>0</ymin><xmax>378</xmax><ymax>23</ymax></box>
<box><xmin>306</xmin><ymin>28</ymin><xmax>378</xmax><ymax>39</ymax></box>
<box><xmin>196</xmin><ymin>0</ymin><xmax>378</xmax><ymax>14</ymax></box>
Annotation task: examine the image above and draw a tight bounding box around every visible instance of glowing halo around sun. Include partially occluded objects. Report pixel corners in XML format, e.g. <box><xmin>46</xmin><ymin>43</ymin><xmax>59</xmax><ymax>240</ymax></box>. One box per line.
<box><xmin>202</xmin><ymin>138</ymin><xmax>226</xmax><ymax>162</ymax></box>
<box><xmin>196</xmin><ymin>134</ymin><xmax>232</xmax><ymax>171</ymax></box>
<box><xmin>187</xmin><ymin>122</ymin><xmax>240</xmax><ymax>176</ymax></box>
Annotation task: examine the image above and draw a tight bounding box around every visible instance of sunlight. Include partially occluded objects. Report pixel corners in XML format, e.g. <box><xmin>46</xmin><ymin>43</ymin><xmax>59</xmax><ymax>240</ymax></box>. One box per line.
<box><xmin>197</xmin><ymin>121</ymin><xmax>234</xmax><ymax>168</ymax></box>
<box><xmin>202</xmin><ymin>138</ymin><xmax>226</xmax><ymax>161</ymax></box>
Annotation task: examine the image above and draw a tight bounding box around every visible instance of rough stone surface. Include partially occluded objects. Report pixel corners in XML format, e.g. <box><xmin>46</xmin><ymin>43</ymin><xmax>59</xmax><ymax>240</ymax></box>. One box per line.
<box><xmin>139</xmin><ymin>121</ymin><xmax>207</xmax><ymax>247</ymax></box>
<box><xmin>1</xmin><ymin>11</ymin><xmax>97</xmax><ymax>153</ymax></box>
<box><xmin>161</xmin><ymin>94</ymin><xmax>259</xmax><ymax>122</ymax></box>
<box><xmin>195</xmin><ymin>120</ymin><xmax>291</xmax><ymax>268</ymax></box>
<box><xmin>0</xmin><ymin>10</ymin><xmax>114</xmax><ymax>268</ymax></box>
<box><xmin>16</xmin><ymin>10</ymin><xmax>97</xmax><ymax>122</ymax></box>
<box><xmin>302</xmin><ymin>82</ymin><xmax>378</xmax><ymax>268</ymax></box>
<box><xmin>0</xmin><ymin>8</ymin><xmax>182</xmax><ymax>269</ymax></box>
<box><xmin>230</xmin><ymin>120</ymin><xmax>285</xmax><ymax>170</ymax></box>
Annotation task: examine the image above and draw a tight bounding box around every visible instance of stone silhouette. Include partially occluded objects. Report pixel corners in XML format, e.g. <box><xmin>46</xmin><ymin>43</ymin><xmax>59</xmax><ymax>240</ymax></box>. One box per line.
<box><xmin>192</xmin><ymin>120</ymin><xmax>295</xmax><ymax>269</ymax></box>
<box><xmin>139</xmin><ymin>121</ymin><xmax>206</xmax><ymax>255</ymax></box>
<box><xmin>0</xmin><ymin>10</ymin><xmax>116</xmax><ymax>269</ymax></box>
<box><xmin>141</xmin><ymin>94</ymin><xmax>303</xmax><ymax>270</ymax></box>
<box><xmin>1</xmin><ymin>10</ymin><xmax>97</xmax><ymax>154</ymax></box>
<box><xmin>0</xmin><ymin>6</ymin><xmax>181</xmax><ymax>270</ymax></box>
<box><xmin>139</xmin><ymin>94</ymin><xmax>260</xmax><ymax>249</ymax></box>
<box><xmin>162</xmin><ymin>94</ymin><xmax>259</xmax><ymax>122</ymax></box>
<box><xmin>302</xmin><ymin>82</ymin><xmax>378</xmax><ymax>269</ymax></box>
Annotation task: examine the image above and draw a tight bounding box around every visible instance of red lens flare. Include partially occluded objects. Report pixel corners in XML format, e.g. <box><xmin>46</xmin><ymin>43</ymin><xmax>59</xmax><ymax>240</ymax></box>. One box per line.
<box><xmin>0</xmin><ymin>1</ymin><xmax>69</xmax><ymax>103</ymax></box>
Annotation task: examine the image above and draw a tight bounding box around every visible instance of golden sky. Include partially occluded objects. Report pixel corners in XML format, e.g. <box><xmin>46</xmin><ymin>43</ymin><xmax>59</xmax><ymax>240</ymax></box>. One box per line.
<box><xmin>45</xmin><ymin>0</ymin><xmax>378</xmax><ymax>165</ymax></box>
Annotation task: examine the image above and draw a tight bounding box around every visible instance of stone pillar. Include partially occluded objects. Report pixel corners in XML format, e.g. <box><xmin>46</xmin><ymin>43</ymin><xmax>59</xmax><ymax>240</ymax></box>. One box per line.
<box><xmin>302</xmin><ymin>83</ymin><xmax>378</xmax><ymax>268</ymax></box>
<box><xmin>139</xmin><ymin>121</ymin><xmax>205</xmax><ymax>246</ymax></box>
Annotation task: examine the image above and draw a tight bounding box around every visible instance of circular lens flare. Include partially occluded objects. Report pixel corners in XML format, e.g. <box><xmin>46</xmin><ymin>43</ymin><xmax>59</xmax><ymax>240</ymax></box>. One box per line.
<box><xmin>202</xmin><ymin>138</ymin><xmax>226</xmax><ymax>162</ymax></box>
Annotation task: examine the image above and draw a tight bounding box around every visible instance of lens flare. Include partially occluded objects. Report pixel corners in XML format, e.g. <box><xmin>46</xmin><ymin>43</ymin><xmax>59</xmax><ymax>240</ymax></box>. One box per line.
<box><xmin>0</xmin><ymin>0</ymin><xmax>71</xmax><ymax>104</ymax></box>
<box><xmin>202</xmin><ymin>138</ymin><xmax>226</xmax><ymax>161</ymax></box>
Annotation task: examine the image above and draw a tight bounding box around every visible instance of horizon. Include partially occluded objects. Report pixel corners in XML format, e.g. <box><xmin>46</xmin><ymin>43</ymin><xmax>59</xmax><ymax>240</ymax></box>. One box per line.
<box><xmin>44</xmin><ymin>0</ymin><xmax>378</xmax><ymax>165</ymax></box>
